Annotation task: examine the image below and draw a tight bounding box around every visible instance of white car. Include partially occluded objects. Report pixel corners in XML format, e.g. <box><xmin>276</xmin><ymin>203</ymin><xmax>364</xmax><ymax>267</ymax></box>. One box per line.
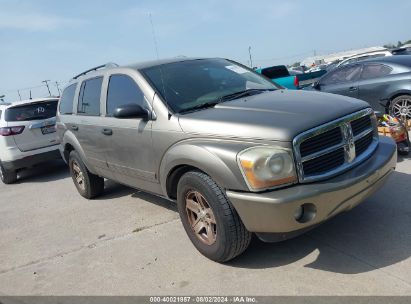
<box><xmin>336</xmin><ymin>51</ymin><xmax>393</xmax><ymax>67</ymax></box>
<box><xmin>0</xmin><ymin>97</ymin><xmax>61</xmax><ymax>184</ymax></box>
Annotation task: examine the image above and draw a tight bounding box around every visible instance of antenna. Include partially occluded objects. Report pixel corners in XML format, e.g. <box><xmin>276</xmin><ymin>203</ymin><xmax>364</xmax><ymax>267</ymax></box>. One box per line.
<box><xmin>29</xmin><ymin>90</ymin><xmax>32</xmax><ymax>100</ymax></box>
<box><xmin>149</xmin><ymin>13</ymin><xmax>170</xmax><ymax>119</ymax></box>
<box><xmin>149</xmin><ymin>13</ymin><xmax>160</xmax><ymax>60</ymax></box>
<box><xmin>17</xmin><ymin>90</ymin><xmax>22</xmax><ymax>101</ymax></box>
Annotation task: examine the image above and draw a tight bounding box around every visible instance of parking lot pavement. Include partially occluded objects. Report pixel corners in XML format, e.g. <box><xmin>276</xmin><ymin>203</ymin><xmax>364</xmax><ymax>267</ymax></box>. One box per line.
<box><xmin>0</xmin><ymin>157</ymin><xmax>410</xmax><ymax>296</ymax></box>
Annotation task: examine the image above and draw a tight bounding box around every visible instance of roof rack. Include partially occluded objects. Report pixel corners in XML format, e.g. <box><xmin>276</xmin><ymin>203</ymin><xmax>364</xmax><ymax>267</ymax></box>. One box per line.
<box><xmin>72</xmin><ymin>62</ymin><xmax>119</xmax><ymax>80</ymax></box>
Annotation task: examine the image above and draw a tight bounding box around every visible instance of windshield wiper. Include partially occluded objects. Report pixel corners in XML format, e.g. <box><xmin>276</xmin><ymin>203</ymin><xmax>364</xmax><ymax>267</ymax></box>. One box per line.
<box><xmin>178</xmin><ymin>101</ymin><xmax>220</xmax><ymax>114</ymax></box>
<box><xmin>218</xmin><ymin>88</ymin><xmax>275</xmax><ymax>102</ymax></box>
<box><xmin>20</xmin><ymin>116</ymin><xmax>49</xmax><ymax>121</ymax></box>
<box><xmin>178</xmin><ymin>88</ymin><xmax>275</xmax><ymax>114</ymax></box>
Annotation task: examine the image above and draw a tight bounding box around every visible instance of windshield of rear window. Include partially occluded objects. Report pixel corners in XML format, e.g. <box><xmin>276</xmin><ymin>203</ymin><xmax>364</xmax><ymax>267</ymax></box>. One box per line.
<box><xmin>5</xmin><ymin>100</ymin><xmax>58</xmax><ymax>122</ymax></box>
<box><xmin>141</xmin><ymin>58</ymin><xmax>277</xmax><ymax>113</ymax></box>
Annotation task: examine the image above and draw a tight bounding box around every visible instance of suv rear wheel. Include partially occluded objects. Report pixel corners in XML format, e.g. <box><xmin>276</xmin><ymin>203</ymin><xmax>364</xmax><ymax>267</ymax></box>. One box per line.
<box><xmin>69</xmin><ymin>151</ymin><xmax>104</xmax><ymax>199</ymax></box>
<box><xmin>176</xmin><ymin>171</ymin><xmax>252</xmax><ymax>262</ymax></box>
<box><xmin>0</xmin><ymin>162</ymin><xmax>17</xmax><ymax>184</ymax></box>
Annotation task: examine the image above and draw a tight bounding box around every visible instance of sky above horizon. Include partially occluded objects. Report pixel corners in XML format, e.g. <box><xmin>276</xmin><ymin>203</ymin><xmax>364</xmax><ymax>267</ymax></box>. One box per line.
<box><xmin>1</xmin><ymin>0</ymin><xmax>410</xmax><ymax>101</ymax></box>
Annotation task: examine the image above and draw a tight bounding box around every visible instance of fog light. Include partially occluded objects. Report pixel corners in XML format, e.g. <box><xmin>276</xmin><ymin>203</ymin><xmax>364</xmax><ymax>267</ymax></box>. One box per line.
<box><xmin>294</xmin><ymin>203</ymin><xmax>317</xmax><ymax>223</ymax></box>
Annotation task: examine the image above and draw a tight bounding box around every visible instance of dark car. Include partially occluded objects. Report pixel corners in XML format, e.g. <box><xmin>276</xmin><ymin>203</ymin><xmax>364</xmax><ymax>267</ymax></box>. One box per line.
<box><xmin>391</xmin><ymin>47</ymin><xmax>411</xmax><ymax>56</ymax></box>
<box><xmin>310</xmin><ymin>55</ymin><xmax>411</xmax><ymax>119</ymax></box>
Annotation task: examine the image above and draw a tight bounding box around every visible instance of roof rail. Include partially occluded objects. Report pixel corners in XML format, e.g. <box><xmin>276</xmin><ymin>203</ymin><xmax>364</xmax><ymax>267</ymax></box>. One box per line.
<box><xmin>72</xmin><ymin>62</ymin><xmax>119</xmax><ymax>80</ymax></box>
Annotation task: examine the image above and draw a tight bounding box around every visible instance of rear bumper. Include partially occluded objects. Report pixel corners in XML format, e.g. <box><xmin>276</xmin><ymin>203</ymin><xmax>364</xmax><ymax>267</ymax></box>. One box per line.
<box><xmin>2</xmin><ymin>148</ymin><xmax>61</xmax><ymax>171</ymax></box>
<box><xmin>226</xmin><ymin>136</ymin><xmax>397</xmax><ymax>240</ymax></box>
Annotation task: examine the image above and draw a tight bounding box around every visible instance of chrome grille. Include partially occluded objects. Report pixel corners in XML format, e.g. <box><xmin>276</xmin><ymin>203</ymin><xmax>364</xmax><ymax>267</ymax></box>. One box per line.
<box><xmin>300</xmin><ymin>127</ymin><xmax>342</xmax><ymax>157</ymax></box>
<box><xmin>293</xmin><ymin>108</ymin><xmax>379</xmax><ymax>183</ymax></box>
<box><xmin>351</xmin><ymin>115</ymin><xmax>372</xmax><ymax>136</ymax></box>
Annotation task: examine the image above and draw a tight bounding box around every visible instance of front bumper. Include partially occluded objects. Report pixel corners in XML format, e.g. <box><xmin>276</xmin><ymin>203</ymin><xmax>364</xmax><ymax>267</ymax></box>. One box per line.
<box><xmin>226</xmin><ymin>136</ymin><xmax>397</xmax><ymax>239</ymax></box>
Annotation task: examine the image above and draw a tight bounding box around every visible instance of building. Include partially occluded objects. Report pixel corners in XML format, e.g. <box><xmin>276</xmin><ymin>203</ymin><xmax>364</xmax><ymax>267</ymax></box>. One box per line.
<box><xmin>300</xmin><ymin>46</ymin><xmax>387</xmax><ymax>67</ymax></box>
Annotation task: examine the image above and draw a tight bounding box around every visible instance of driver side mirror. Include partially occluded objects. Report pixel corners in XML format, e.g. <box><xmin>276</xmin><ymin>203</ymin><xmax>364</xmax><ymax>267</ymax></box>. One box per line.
<box><xmin>113</xmin><ymin>104</ymin><xmax>150</xmax><ymax>120</ymax></box>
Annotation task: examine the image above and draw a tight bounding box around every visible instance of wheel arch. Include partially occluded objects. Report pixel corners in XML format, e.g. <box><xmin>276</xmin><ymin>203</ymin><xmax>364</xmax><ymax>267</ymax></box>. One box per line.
<box><xmin>160</xmin><ymin>142</ymin><xmax>249</xmax><ymax>199</ymax></box>
<box><xmin>61</xmin><ymin>131</ymin><xmax>92</xmax><ymax>170</ymax></box>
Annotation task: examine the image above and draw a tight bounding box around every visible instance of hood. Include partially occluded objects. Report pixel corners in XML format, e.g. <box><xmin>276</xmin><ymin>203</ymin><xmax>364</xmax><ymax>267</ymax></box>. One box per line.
<box><xmin>178</xmin><ymin>90</ymin><xmax>370</xmax><ymax>142</ymax></box>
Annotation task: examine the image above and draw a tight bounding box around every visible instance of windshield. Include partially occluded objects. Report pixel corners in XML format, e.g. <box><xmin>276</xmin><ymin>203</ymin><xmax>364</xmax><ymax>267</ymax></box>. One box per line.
<box><xmin>142</xmin><ymin>58</ymin><xmax>278</xmax><ymax>113</ymax></box>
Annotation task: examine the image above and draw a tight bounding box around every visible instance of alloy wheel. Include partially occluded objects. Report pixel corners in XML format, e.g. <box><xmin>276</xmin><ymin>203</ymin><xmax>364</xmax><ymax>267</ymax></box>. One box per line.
<box><xmin>392</xmin><ymin>98</ymin><xmax>411</xmax><ymax>119</ymax></box>
<box><xmin>72</xmin><ymin>160</ymin><xmax>86</xmax><ymax>191</ymax></box>
<box><xmin>185</xmin><ymin>190</ymin><xmax>217</xmax><ymax>245</ymax></box>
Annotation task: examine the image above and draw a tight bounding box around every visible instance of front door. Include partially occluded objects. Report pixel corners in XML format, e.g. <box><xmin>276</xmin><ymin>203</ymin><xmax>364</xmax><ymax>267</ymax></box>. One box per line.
<box><xmin>102</xmin><ymin>73</ymin><xmax>156</xmax><ymax>187</ymax></box>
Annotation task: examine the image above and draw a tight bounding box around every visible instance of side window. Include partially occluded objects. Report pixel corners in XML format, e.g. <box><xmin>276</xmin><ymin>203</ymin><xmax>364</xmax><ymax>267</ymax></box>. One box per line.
<box><xmin>361</xmin><ymin>64</ymin><xmax>392</xmax><ymax>80</ymax></box>
<box><xmin>321</xmin><ymin>65</ymin><xmax>361</xmax><ymax>85</ymax></box>
<box><xmin>106</xmin><ymin>74</ymin><xmax>145</xmax><ymax>116</ymax></box>
<box><xmin>77</xmin><ymin>77</ymin><xmax>103</xmax><ymax>116</ymax></box>
<box><xmin>59</xmin><ymin>83</ymin><xmax>77</xmax><ymax>114</ymax></box>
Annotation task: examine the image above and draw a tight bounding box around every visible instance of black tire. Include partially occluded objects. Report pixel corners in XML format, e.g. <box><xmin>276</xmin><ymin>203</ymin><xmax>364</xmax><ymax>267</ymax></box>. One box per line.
<box><xmin>177</xmin><ymin>171</ymin><xmax>251</xmax><ymax>262</ymax></box>
<box><xmin>69</xmin><ymin>151</ymin><xmax>104</xmax><ymax>199</ymax></box>
<box><xmin>389</xmin><ymin>95</ymin><xmax>411</xmax><ymax>119</ymax></box>
<box><xmin>0</xmin><ymin>162</ymin><xmax>17</xmax><ymax>184</ymax></box>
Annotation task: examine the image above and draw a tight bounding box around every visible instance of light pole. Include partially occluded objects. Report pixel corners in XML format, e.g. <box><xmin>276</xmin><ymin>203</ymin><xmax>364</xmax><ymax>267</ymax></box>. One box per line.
<box><xmin>55</xmin><ymin>81</ymin><xmax>61</xmax><ymax>95</ymax></box>
<box><xmin>42</xmin><ymin>80</ymin><xmax>51</xmax><ymax>96</ymax></box>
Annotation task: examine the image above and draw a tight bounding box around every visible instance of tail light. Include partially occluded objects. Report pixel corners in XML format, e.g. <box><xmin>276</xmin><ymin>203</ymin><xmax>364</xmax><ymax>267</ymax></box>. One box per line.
<box><xmin>0</xmin><ymin>126</ymin><xmax>25</xmax><ymax>136</ymax></box>
<box><xmin>294</xmin><ymin>76</ymin><xmax>299</xmax><ymax>88</ymax></box>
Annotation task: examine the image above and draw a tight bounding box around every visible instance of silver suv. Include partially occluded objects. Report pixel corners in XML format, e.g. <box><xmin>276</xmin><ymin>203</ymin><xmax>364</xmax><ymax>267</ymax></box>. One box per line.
<box><xmin>57</xmin><ymin>58</ymin><xmax>397</xmax><ymax>262</ymax></box>
<box><xmin>0</xmin><ymin>97</ymin><xmax>60</xmax><ymax>184</ymax></box>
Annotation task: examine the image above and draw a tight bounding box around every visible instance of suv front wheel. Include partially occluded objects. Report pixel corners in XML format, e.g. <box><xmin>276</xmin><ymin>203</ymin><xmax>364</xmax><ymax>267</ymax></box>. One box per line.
<box><xmin>177</xmin><ymin>171</ymin><xmax>252</xmax><ymax>262</ymax></box>
<box><xmin>69</xmin><ymin>151</ymin><xmax>104</xmax><ymax>199</ymax></box>
<box><xmin>0</xmin><ymin>162</ymin><xmax>17</xmax><ymax>184</ymax></box>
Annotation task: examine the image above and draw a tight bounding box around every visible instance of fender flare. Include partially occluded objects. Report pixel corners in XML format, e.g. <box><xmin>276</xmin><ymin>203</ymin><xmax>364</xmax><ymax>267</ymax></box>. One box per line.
<box><xmin>159</xmin><ymin>141</ymin><xmax>249</xmax><ymax>197</ymax></box>
<box><xmin>61</xmin><ymin>131</ymin><xmax>94</xmax><ymax>172</ymax></box>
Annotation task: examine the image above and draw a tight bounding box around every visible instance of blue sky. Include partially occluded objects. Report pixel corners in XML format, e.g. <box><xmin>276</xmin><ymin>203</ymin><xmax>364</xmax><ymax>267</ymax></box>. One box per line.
<box><xmin>1</xmin><ymin>0</ymin><xmax>410</xmax><ymax>101</ymax></box>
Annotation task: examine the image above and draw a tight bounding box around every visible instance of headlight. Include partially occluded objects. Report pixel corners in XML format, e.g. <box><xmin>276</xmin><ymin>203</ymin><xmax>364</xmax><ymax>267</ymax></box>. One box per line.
<box><xmin>237</xmin><ymin>146</ymin><xmax>297</xmax><ymax>191</ymax></box>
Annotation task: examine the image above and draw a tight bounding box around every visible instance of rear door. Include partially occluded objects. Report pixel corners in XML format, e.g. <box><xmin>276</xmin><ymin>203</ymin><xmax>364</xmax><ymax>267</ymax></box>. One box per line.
<box><xmin>318</xmin><ymin>64</ymin><xmax>362</xmax><ymax>98</ymax></box>
<box><xmin>5</xmin><ymin>99</ymin><xmax>59</xmax><ymax>152</ymax></box>
<box><xmin>357</xmin><ymin>63</ymin><xmax>393</xmax><ymax>111</ymax></box>
<box><xmin>74</xmin><ymin>76</ymin><xmax>113</xmax><ymax>178</ymax></box>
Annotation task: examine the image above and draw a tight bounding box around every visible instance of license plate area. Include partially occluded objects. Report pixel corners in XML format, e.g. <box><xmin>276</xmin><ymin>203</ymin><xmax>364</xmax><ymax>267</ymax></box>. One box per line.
<box><xmin>41</xmin><ymin>125</ymin><xmax>56</xmax><ymax>135</ymax></box>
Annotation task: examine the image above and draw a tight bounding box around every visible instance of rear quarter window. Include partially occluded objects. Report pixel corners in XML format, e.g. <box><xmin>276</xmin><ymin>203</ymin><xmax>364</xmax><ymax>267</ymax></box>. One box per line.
<box><xmin>361</xmin><ymin>64</ymin><xmax>392</xmax><ymax>79</ymax></box>
<box><xmin>59</xmin><ymin>83</ymin><xmax>77</xmax><ymax>114</ymax></box>
<box><xmin>5</xmin><ymin>100</ymin><xmax>58</xmax><ymax>122</ymax></box>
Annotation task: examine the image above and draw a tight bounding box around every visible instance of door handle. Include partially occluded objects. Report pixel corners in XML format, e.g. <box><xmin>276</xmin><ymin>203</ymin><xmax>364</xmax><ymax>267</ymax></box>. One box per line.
<box><xmin>102</xmin><ymin>128</ymin><xmax>113</xmax><ymax>136</ymax></box>
<box><xmin>71</xmin><ymin>125</ymin><xmax>78</xmax><ymax>131</ymax></box>
<box><xmin>349</xmin><ymin>86</ymin><xmax>357</xmax><ymax>92</ymax></box>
